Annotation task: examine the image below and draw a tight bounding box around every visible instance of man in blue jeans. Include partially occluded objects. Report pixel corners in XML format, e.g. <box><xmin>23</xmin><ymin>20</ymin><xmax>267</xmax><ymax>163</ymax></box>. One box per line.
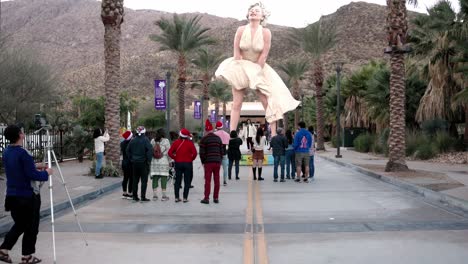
<box><xmin>269</xmin><ymin>128</ymin><xmax>288</xmax><ymax>182</ymax></box>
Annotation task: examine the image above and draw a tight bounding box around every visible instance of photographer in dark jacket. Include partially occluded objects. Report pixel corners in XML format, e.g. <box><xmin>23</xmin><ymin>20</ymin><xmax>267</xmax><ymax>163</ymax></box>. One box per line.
<box><xmin>269</xmin><ymin>127</ymin><xmax>288</xmax><ymax>182</ymax></box>
<box><xmin>0</xmin><ymin>125</ymin><xmax>52</xmax><ymax>264</ymax></box>
<box><xmin>126</xmin><ymin>126</ymin><xmax>153</xmax><ymax>202</ymax></box>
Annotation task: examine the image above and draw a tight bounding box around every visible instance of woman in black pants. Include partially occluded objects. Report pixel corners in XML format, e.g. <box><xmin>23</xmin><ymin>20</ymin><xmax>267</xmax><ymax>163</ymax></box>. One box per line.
<box><xmin>0</xmin><ymin>125</ymin><xmax>51</xmax><ymax>264</ymax></box>
<box><xmin>227</xmin><ymin>130</ymin><xmax>243</xmax><ymax>180</ymax></box>
<box><xmin>120</xmin><ymin>130</ymin><xmax>133</xmax><ymax>199</ymax></box>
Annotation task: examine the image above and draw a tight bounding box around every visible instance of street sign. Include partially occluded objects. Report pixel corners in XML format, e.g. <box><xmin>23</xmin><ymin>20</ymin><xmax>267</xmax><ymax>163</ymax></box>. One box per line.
<box><xmin>154</xmin><ymin>80</ymin><xmax>166</xmax><ymax>110</ymax></box>
<box><xmin>194</xmin><ymin>100</ymin><xmax>201</xmax><ymax>119</ymax></box>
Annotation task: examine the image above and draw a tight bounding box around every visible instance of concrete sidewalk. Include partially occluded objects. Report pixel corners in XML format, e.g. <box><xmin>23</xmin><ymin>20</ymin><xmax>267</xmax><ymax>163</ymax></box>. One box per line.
<box><xmin>0</xmin><ymin>160</ymin><xmax>122</xmax><ymax>235</ymax></box>
<box><xmin>317</xmin><ymin>145</ymin><xmax>468</xmax><ymax>214</ymax></box>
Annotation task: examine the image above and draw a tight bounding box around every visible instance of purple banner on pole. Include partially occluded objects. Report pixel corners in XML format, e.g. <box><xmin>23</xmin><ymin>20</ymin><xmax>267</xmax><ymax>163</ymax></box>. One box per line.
<box><xmin>154</xmin><ymin>80</ymin><xmax>166</xmax><ymax>110</ymax></box>
<box><xmin>210</xmin><ymin>110</ymin><xmax>216</xmax><ymax>122</ymax></box>
<box><xmin>194</xmin><ymin>100</ymin><xmax>201</xmax><ymax>119</ymax></box>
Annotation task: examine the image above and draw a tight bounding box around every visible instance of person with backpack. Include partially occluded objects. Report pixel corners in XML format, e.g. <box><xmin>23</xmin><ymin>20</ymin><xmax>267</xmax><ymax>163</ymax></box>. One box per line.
<box><xmin>214</xmin><ymin>121</ymin><xmax>230</xmax><ymax>186</ymax></box>
<box><xmin>126</xmin><ymin>126</ymin><xmax>153</xmax><ymax>202</ymax></box>
<box><xmin>168</xmin><ymin>128</ymin><xmax>198</xmax><ymax>203</ymax></box>
<box><xmin>150</xmin><ymin>128</ymin><xmax>171</xmax><ymax>201</ymax></box>
<box><xmin>293</xmin><ymin>121</ymin><xmax>312</xmax><ymax>183</ymax></box>
<box><xmin>120</xmin><ymin>130</ymin><xmax>133</xmax><ymax>199</ymax></box>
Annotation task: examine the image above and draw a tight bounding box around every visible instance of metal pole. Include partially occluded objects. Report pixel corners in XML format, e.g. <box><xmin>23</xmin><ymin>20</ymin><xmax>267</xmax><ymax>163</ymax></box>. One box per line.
<box><xmin>301</xmin><ymin>94</ymin><xmax>305</xmax><ymax>121</ymax></box>
<box><xmin>336</xmin><ymin>65</ymin><xmax>342</xmax><ymax>158</ymax></box>
<box><xmin>166</xmin><ymin>71</ymin><xmax>171</xmax><ymax>134</ymax></box>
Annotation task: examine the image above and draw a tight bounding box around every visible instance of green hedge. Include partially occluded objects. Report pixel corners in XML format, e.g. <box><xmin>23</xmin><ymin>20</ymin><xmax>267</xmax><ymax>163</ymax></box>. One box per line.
<box><xmin>353</xmin><ymin>133</ymin><xmax>374</xmax><ymax>153</ymax></box>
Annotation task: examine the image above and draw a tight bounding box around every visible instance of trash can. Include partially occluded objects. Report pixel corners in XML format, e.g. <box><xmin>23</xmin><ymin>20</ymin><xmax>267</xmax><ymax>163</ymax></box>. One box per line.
<box><xmin>343</xmin><ymin>128</ymin><xmax>367</xmax><ymax>147</ymax></box>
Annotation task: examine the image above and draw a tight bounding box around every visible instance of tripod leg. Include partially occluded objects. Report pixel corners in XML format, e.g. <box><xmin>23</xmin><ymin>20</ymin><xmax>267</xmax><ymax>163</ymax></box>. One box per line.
<box><xmin>46</xmin><ymin>147</ymin><xmax>57</xmax><ymax>264</ymax></box>
<box><xmin>51</xmin><ymin>150</ymin><xmax>89</xmax><ymax>246</ymax></box>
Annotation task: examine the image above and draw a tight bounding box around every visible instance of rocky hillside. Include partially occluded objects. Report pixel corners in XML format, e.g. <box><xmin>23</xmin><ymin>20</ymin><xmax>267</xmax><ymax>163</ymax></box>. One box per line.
<box><xmin>1</xmin><ymin>0</ymin><xmax>420</xmax><ymax>103</ymax></box>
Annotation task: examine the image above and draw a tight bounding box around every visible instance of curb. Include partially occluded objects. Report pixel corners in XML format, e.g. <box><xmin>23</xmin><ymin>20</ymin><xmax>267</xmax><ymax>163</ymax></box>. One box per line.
<box><xmin>318</xmin><ymin>155</ymin><xmax>468</xmax><ymax>215</ymax></box>
<box><xmin>0</xmin><ymin>181</ymin><xmax>121</xmax><ymax>237</ymax></box>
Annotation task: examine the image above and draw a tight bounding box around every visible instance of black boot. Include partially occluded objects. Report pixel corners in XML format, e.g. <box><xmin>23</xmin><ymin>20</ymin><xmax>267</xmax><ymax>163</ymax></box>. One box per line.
<box><xmin>252</xmin><ymin>167</ymin><xmax>257</xmax><ymax>180</ymax></box>
<box><xmin>258</xmin><ymin>168</ymin><xmax>264</xmax><ymax>181</ymax></box>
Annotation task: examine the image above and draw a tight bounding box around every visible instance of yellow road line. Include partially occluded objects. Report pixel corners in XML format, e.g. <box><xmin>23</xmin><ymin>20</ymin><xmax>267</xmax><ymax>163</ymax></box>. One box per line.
<box><xmin>243</xmin><ymin>172</ymin><xmax>254</xmax><ymax>264</ymax></box>
<box><xmin>254</xmin><ymin>180</ymin><xmax>269</xmax><ymax>264</ymax></box>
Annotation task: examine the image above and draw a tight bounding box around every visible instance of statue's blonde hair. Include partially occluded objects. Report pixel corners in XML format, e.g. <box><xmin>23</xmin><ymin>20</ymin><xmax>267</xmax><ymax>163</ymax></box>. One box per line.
<box><xmin>246</xmin><ymin>2</ymin><xmax>270</xmax><ymax>26</ymax></box>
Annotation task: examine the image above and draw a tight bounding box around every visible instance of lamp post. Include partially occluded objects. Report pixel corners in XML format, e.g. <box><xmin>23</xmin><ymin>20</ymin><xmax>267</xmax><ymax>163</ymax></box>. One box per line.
<box><xmin>334</xmin><ymin>61</ymin><xmax>344</xmax><ymax>158</ymax></box>
<box><xmin>301</xmin><ymin>93</ymin><xmax>305</xmax><ymax>121</ymax></box>
<box><xmin>165</xmin><ymin>71</ymin><xmax>171</xmax><ymax>135</ymax></box>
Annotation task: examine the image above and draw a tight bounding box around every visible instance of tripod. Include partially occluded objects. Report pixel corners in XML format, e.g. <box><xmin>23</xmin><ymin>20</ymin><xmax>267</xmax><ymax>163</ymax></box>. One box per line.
<box><xmin>35</xmin><ymin>126</ymin><xmax>88</xmax><ymax>264</ymax></box>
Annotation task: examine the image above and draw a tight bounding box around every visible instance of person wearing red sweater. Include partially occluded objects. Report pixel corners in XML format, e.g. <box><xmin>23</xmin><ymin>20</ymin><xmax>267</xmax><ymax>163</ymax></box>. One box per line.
<box><xmin>168</xmin><ymin>128</ymin><xmax>198</xmax><ymax>203</ymax></box>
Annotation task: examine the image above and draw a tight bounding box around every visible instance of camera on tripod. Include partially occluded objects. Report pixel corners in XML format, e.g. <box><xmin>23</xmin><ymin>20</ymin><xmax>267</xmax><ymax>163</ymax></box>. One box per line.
<box><xmin>34</xmin><ymin>114</ymin><xmax>49</xmax><ymax>129</ymax></box>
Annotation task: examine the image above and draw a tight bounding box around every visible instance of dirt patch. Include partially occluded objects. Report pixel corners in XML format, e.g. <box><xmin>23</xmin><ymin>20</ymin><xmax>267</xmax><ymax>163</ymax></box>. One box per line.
<box><xmin>355</xmin><ymin>163</ymin><xmax>465</xmax><ymax>192</ymax></box>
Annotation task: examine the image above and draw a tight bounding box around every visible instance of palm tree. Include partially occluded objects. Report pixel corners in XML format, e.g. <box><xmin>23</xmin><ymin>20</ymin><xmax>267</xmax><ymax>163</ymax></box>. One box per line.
<box><xmin>101</xmin><ymin>0</ymin><xmax>124</xmax><ymax>167</ymax></box>
<box><xmin>384</xmin><ymin>0</ymin><xmax>417</xmax><ymax>172</ymax></box>
<box><xmin>191</xmin><ymin>48</ymin><xmax>226</xmax><ymax>125</ymax></box>
<box><xmin>279</xmin><ymin>58</ymin><xmax>309</xmax><ymax>130</ymax></box>
<box><xmin>150</xmin><ymin>14</ymin><xmax>215</xmax><ymax>130</ymax></box>
<box><xmin>290</xmin><ymin>22</ymin><xmax>334</xmax><ymax>151</ymax></box>
<box><xmin>208</xmin><ymin>79</ymin><xmax>231</xmax><ymax>122</ymax></box>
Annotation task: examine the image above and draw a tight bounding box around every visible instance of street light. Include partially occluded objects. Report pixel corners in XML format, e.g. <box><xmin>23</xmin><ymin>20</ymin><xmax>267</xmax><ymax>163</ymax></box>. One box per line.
<box><xmin>301</xmin><ymin>93</ymin><xmax>305</xmax><ymax>121</ymax></box>
<box><xmin>161</xmin><ymin>64</ymin><xmax>174</xmax><ymax>135</ymax></box>
<box><xmin>334</xmin><ymin>61</ymin><xmax>344</xmax><ymax>158</ymax></box>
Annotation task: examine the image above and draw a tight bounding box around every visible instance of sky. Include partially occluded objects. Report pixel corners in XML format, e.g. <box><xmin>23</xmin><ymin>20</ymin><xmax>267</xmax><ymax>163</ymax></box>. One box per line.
<box><xmin>120</xmin><ymin>0</ymin><xmax>460</xmax><ymax>28</ymax></box>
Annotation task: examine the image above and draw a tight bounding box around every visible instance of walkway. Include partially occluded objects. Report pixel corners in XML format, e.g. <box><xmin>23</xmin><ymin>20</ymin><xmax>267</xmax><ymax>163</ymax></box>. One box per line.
<box><xmin>5</xmin><ymin>157</ymin><xmax>467</xmax><ymax>264</ymax></box>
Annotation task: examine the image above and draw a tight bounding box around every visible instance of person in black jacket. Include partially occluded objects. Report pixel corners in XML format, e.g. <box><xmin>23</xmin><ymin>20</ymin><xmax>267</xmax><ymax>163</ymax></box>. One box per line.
<box><xmin>227</xmin><ymin>130</ymin><xmax>243</xmax><ymax>180</ymax></box>
<box><xmin>126</xmin><ymin>126</ymin><xmax>153</xmax><ymax>202</ymax></box>
<box><xmin>269</xmin><ymin>127</ymin><xmax>288</xmax><ymax>182</ymax></box>
<box><xmin>120</xmin><ymin>130</ymin><xmax>133</xmax><ymax>200</ymax></box>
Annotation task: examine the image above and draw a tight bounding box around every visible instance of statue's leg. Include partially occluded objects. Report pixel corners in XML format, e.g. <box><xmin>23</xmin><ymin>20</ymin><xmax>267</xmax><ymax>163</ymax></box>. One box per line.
<box><xmin>256</xmin><ymin>90</ymin><xmax>277</xmax><ymax>137</ymax></box>
<box><xmin>230</xmin><ymin>87</ymin><xmax>244</xmax><ymax>132</ymax></box>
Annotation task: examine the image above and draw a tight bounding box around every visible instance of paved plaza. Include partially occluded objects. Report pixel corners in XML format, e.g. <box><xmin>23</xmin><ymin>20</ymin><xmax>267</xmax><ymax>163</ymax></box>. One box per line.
<box><xmin>3</xmin><ymin>156</ymin><xmax>468</xmax><ymax>264</ymax></box>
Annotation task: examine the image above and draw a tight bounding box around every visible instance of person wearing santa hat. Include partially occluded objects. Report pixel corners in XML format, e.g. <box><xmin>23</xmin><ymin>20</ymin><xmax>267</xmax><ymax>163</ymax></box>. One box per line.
<box><xmin>120</xmin><ymin>130</ymin><xmax>133</xmax><ymax>199</ymax></box>
<box><xmin>199</xmin><ymin>120</ymin><xmax>224</xmax><ymax>204</ymax></box>
<box><xmin>214</xmin><ymin>121</ymin><xmax>230</xmax><ymax>185</ymax></box>
<box><xmin>126</xmin><ymin>126</ymin><xmax>153</xmax><ymax>202</ymax></box>
<box><xmin>168</xmin><ymin>128</ymin><xmax>198</xmax><ymax>203</ymax></box>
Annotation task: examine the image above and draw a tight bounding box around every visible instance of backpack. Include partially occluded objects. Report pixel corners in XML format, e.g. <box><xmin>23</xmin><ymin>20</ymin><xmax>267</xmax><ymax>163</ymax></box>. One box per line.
<box><xmin>153</xmin><ymin>142</ymin><xmax>163</xmax><ymax>159</ymax></box>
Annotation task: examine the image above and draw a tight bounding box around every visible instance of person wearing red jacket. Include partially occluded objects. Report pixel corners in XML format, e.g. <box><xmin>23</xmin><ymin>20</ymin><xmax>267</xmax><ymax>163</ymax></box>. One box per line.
<box><xmin>168</xmin><ymin>128</ymin><xmax>198</xmax><ymax>203</ymax></box>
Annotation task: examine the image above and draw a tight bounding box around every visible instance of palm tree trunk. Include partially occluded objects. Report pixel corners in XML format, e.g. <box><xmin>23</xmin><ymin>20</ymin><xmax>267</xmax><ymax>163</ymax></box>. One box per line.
<box><xmin>215</xmin><ymin>100</ymin><xmax>220</xmax><ymax>121</ymax></box>
<box><xmin>464</xmin><ymin>104</ymin><xmax>468</xmax><ymax>146</ymax></box>
<box><xmin>385</xmin><ymin>0</ymin><xmax>409</xmax><ymax>171</ymax></box>
<box><xmin>177</xmin><ymin>55</ymin><xmax>187</xmax><ymax>130</ymax></box>
<box><xmin>314</xmin><ymin>59</ymin><xmax>326</xmax><ymax>150</ymax></box>
<box><xmin>386</xmin><ymin>53</ymin><xmax>409</xmax><ymax>171</ymax></box>
<box><xmin>202</xmin><ymin>74</ymin><xmax>209</xmax><ymax>128</ymax></box>
<box><xmin>101</xmin><ymin>0</ymin><xmax>123</xmax><ymax>168</ymax></box>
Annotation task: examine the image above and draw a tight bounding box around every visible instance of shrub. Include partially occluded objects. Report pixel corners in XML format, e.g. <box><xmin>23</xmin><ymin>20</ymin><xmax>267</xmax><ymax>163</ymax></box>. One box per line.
<box><xmin>433</xmin><ymin>131</ymin><xmax>456</xmax><ymax>153</ymax></box>
<box><xmin>406</xmin><ymin>130</ymin><xmax>427</xmax><ymax>157</ymax></box>
<box><xmin>414</xmin><ymin>144</ymin><xmax>438</xmax><ymax>160</ymax></box>
<box><xmin>421</xmin><ymin>119</ymin><xmax>449</xmax><ymax>136</ymax></box>
<box><xmin>353</xmin><ymin>133</ymin><xmax>373</xmax><ymax>152</ymax></box>
<box><xmin>101</xmin><ymin>161</ymin><xmax>120</xmax><ymax>177</ymax></box>
<box><xmin>331</xmin><ymin>136</ymin><xmax>342</xmax><ymax>148</ymax></box>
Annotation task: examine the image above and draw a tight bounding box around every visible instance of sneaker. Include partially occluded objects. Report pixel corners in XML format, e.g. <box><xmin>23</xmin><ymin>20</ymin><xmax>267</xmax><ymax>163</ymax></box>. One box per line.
<box><xmin>200</xmin><ymin>199</ymin><xmax>209</xmax><ymax>204</ymax></box>
<box><xmin>126</xmin><ymin>194</ymin><xmax>133</xmax><ymax>200</ymax></box>
<box><xmin>286</xmin><ymin>177</ymin><xmax>291</xmax><ymax>180</ymax></box>
<box><xmin>280</xmin><ymin>179</ymin><xmax>286</xmax><ymax>182</ymax></box>
<box><xmin>133</xmin><ymin>197</ymin><xmax>140</xmax><ymax>202</ymax></box>
<box><xmin>152</xmin><ymin>195</ymin><xmax>158</xmax><ymax>201</ymax></box>
<box><xmin>236</xmin><ymin>177</ymin><xmax>240</xmax><ymax>180</ymax></box>
<box><xmin>122</xmin><ymin>194</ymin><xmax>128</xmax><ymax>199</ymax></box>
<box><xmin>258</xmin><ymin>177</ymin><xmax>264</xmax><ymax>181</ymax></box>
<box><xmin>303</xmin><ymin>180</ymin><xmax>309</xmax><ymax>183</ymax></box>
<box><xmin>141</xmin><ymin>198</ymin><xmax>150</xmax><ymax>202</ymax></box>
<box><xmin>213</xmin><ymin>199</ymin><xmax>219</xmax><ymax>204</ymax></box>
<box><xmin>161</xmin><ymin>196</ymin><xmax>170</xmax><ymax>201</ymax></box>
<box><xmin>223</xmin><ymin>181</ymin><xmax>227</xmax><ymax>186</ymax></box>
<box><xmin>273</xmin><ymin>179</ymin><xmax>278</xmax><ymax>182</ymax></box>
<box><xmin>294</xmin><ymin>179</ymin><xmax>301</xmax><ymax>183</ymax></box>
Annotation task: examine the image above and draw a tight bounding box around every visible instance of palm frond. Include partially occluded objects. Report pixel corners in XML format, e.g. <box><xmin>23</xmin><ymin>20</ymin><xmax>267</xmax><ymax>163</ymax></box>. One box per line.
<box><xmin>289</xmin><ymin>22</ymin><xmax>335</xmax><ymax>58</ymax></box>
